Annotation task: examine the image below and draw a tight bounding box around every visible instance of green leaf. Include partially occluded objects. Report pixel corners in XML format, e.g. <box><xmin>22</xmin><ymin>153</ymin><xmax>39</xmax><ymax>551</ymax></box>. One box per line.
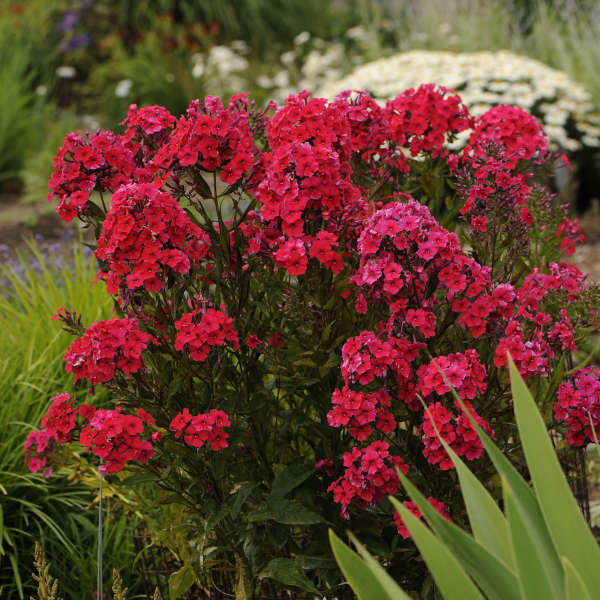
<box><xmin>168</xmin><ymin>565</ymin><xmax>195</xmax><ymax>600</ymax></box>
<box><xmin>508</xmin><ymin>356</ymin><xmax>600</xmax><ymax>593</ymax></box>
<box><xmin>397</xmin><ymin>472</ymin><xmax>520</xmax><ymax>600</ymax></box>
<box><xmin>329</xmin><ymin>530</ymin><xmax>409</xmax><ymax>600</ymax></box>
<box><xmin>258</xmin><ymin>557</ymin><xmax>320</xmax><ymax>595</ymax></box>
<box><xmin>348</xmin><ymin>532</ymin><xmax>420</xmax><ymax>599</ymax></box>
<box><xmin>563</xmin><ymin>557</ymin><xmax>592</xmax><ymax>600</ymax></box>
<box><xmin>451</xmin><ymin>387</ymin><xmax>565</xmax><ymax>597</ymax></box>
<box><xmin>269</xmin><ymin>463</ymin><xmax>315</xmax><ymax>499</ymax></box>
<box><xmin>503</xmin><ymin>478</ymin><xmax>560</xmax><ymax>600</ymax></box>
<box><xmin>427</xmin><ymin>411</ymin><xmax>514</xmax><ymax>569</ymax></box>
<box><xmin>247</xmin><ymin>499</ymin><xmax>326</xmax><ymax>525</ymax></box>
<box><xmin>230</xmin><ymin>482</ymin><xmax>259</xmax><ymax>519</ymax></box>
<box><xmin>391</xmin><ymin>500</ymin><xmax>483</xmax><ymax>600</ymax></box>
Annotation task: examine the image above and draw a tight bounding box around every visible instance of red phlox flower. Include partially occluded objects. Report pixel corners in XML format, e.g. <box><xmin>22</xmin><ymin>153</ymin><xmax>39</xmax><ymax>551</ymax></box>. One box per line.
<box><xmin>170</xmin><ymin>408</ymin><xmax>231</xmax><ymax>451</ymax></box>
<box><xmin>95</xmin><ymin>183</ymin><xmax>210</xmax><ymax>294</ymax></box>
<box><xmin>65</xmin><ymin>318</ymin><xmax>157</xmax><ymax>385</ymax></box>
<box><xmin>554</xmin><ymin>367</ymin><xmax>600</xmax><ymax>446</ymax></box>
<box><xmin>385</xmin><ymin>84</ymin><xmax>472</xmax><ymax>158</ymax></box>
<box><xmin>394</xmin><ymin>497</ymin><xmax>452</xmax><ymax>538</ymax></box>
<box><xmin>328</xmin><ymin>441</ymin><xmax>408</xmax><ymax>519</ymax></box>
<box><xmin>175</xmin><ymin>308</ymin><xmax>240</xmax><ymax>362</ymax></box>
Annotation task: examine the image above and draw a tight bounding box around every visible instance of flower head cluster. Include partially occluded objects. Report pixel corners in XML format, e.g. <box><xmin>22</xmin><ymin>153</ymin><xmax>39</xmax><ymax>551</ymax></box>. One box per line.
<box><xmin>327</xmin><ymin>441</ymin><xmax>408</xmax><ymax>519</ymax></box>
<box><xmin>327</xmin><ymin>387</ymin><xmax>396</xmax><ymax>441</ymax></box>
<box><xmin>95</xmin><ymin>183</ymin><xmax>209</xmax><ymax>294</ymax></box>
<box><xmin>385</xmin><ymin>84</ymin><xmax>472</xmax><ymax>158</ymax></box>
<box><xmin>79</xmin><ymin>405</ymin><xmax>155</xmax><ymax>474</ymax></box>
<box><xmin>421</xmin><ymin>401</ymin><xmax>492</xmax><ymax>469</ymax></box>
<box><xmin>174</xmin><ymin>308</ymin><xmax>240</xmax><ymax>362</ymax></box>
<box><xmin>65</xmin><ymin>318</ymin><xmax>156</xmax><ymax>385</ymax></box>
<box><xmin>23</xmin><ymin>429</ymin><xmax>57</xmax><ymax>477</ymax></box>
<box><xmin>416</xmin><ymin>350</ymin><xmax>487</xmax><ymax>400</ymax></box>
<box><xmin>169</xmin><ymin>408</ymin><xmax>231</xmax><ymax>451</ymax></box>
<box><xmin>152</xmin><ymin>95</ymin><xmax>256</xmax><ymax>184</ymax></box>
<box><xmin>123</xmin><ymin>104</ymin><xmax>176</xmax><ymax>139</ymax></box>
<box><xmin>40</xmin><ymin>393</ymin><xmax>77</xmax><ymax>443</ymax></box>
<box><xmin>494</xmin><ymin>262</ymin><xmax>592</xmax><ymax>378</ymax></box>
<box><xmin>251</xmin><ymin>91</ymin><xmax>374</xmax><ymax>276</ymax></box>
<box><xmin>24</xmin><ymin>393</ymin><xmax>77</xmax><ymax>476</ymax></box>
<box><xmin>48</xmin><ymin>129</ymin><xmax>138</xmax><ymax>221</ymax></box>
<box><xmin>394</xmin><ymin>497</ymin><xmax>452</xmax><ymax>539</ymax></box>
<box><xmin>352</xmin><ymin>198</ymin><xmax>491</xmax><ymax>331</ymax></box>
<box><xmin>340</xmin><ymin>331</ymin><xmax>424</xmax><ymax>387</ymax></box>
<box><xmin>554</xmin><ymin>367</ymin><xmax>600</xmax><ymax>446</ymax></box>
<box><xmin>468</xmin><ymin>105</ymin><xmax>548</xmax><ymax>165</ymax></box>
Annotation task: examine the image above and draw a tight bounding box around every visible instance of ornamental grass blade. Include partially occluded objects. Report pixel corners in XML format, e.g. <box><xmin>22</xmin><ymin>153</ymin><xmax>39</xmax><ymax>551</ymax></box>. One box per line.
<box><xmin>508</xmin><ymin>356</ymin><xmax>600</xmax><ymax>593</ymax></box>
<box><xmin>423</xmin><ymin>400</ymin><xmax>513</xmax><ymax>569</ymax></box>
<box><xmin>503</xmin><ymin>477</ymin><xmax>560</xmax><ymax>600</ymax></box>
<box><xmin>347</xmin><ymin>532</ymin><xmax>413</xmax><ymax>600</ymax></box>
<box><xmin>396</xmin><ymin>472</ymin><xmax>520</xmax><ymax>600</ymax></box>
<box><xmin>391</xmin><ymin>499</ymin><xmax>483</xmax><ymax>600</ymax></box>
<box><xmin>563</xmin><ymin>558</ymin><xmax>592</xmax><ymax>600</ymax></box>
<box><xmin>450</xmin><ymin>384</ymin><xmax>564</xmax><ymax>597</ymax></box>
<box><xmin>329</xmin><ymin>530</ymin><xmax>409</xmax><ymax>600</ymax></box>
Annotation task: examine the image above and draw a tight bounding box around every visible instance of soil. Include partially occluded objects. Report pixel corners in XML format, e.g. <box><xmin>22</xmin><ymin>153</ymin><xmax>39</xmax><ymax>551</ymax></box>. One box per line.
<box><xmin>0</xmin><ymin>194</ymin><xmax>72</xmax><ymax>248</ymax></box>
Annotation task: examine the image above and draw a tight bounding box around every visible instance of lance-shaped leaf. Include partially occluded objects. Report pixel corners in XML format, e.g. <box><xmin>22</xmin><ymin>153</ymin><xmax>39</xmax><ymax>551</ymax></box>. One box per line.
<box><xmin>397</xmin><ymin>471</ymin><xmax>520</xmax><ymax>600</ymax></box>
<box><xmin>503</xmin><ymin>477</ymin><xmax>561</xmax><ymax>600</ymax></box>
<box><xmin>329</xmin><ymin>530</ymin><xmax>409</xmax><ymax>600</ymax></box>
<box><xmin>450</xmin><ymin>377</ymin><xmax>564</xmax><ymax>597</ymax></box>
<box><xmin>392</xmin><ymin>499</ymin><xmax>484</xmax><ymax>600</ymax></box>
<box><xmin>508</xmin><ymin>356</ymin><xmax>600</xmax><ymax>594</ymax></box>
<box><xmin>563</xmin><ymin>558</ymin><xmax>592</xmax><ymax>600</ymax></box>
<box><xmin>422</xmin><ymin>398</ymin><xmax>513</xmax><ymax>569</ymax></box>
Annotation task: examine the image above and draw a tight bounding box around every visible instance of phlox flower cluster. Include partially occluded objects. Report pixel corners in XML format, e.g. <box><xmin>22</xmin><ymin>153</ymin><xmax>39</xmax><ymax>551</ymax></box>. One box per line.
<box><xmin>339</xmin><ymin>331</ymin><xmax>423</xmax><ymax>387</ymax></box>
<box><xmin>122</xmin><ymin>104</ymin><xmax>176</xmax><ymax>144</ymax></box>
<box><xmin>385</xmin><ymin>83</ymin><xmax>472</xmax><ymax>158</ymax></box>
<box><xmin>48</xmin><ymin>129</ymin><xmax>138</xmax><ymax>222</ymax></box>
<box><xmin>494</xmin><ymin>263</ymin><xmax>588</xmax><ymax>378</ymax></box>
<box><xmin>327</xmin><ymin>441</ymin><xmax>409</xmax><ymax>519</ymax></box>
<box><xmin>468</xmin><ymin>105</ymin><xmax>548</xmax><ymax>165</ymax></box>
<box><xmin>152</xmin><ymin>94</ymin><xmax>258</xmax><ymax>184</ymax></box>
<box><xmin>554</xmin><ymin>367</ymin><xmax>600</xmax><ymax>446</ymax></box>
<box><xmin>249</xmin><ymin>91</ymin><xmax>396</xmax><ymax>277</ymax></box>
<box><xmin>79</xmin><ymin>405</ymin><xmax>155</xmax><ymax>474</ymax></box>
<box><xmin>24</xmin><ymin>393</ymin><xmax>77</xmax><ymax>476</ymax></box>
<box><xmin>352</xmin><ymin>198</ymin><xmax>492</xmax><ymax>340</ymax></box>
<box><xmin>24</xmin><ymin>395</ymin><xmax>157</xmax><ymax>475</ymax></box>
<box><xmin>394</xmin><ymin>497</ymin><xmax>452</xmax><ymax>539</ymax></box>
<box><xmin>95</xmin><ymin>183</ymin><xmax>210</xmax><ymax>294</ymax></box>
<box><xmin>327</xmin><ymin>387</ymin><xmax>396</xmax><ymax>441</ymax></box>
<box><xmin>169</xmin><ymin>408</ymin><xmax>231</xmax><ymax>451</ymax></box>
<box><xmin>64</xmin><ymin>318</ymin><xmax>157</xmax><ymax>385</ymax></box>
<box><xmin>459</xmin><ymin>108</ymin><xmax>540</xmax><ymax>227</ymax></box>
<box><xmin>174</xmin><ymin>308</ymin><xmax>240</xmax><ymax>362</ymax></box>
<box><xmin>421</xmin><ymin>401</ymin><xmax>492</xmax><ymax>469</ymax></box>
<box><xmin>255</xmin><ymin>104</ymin><xmax>361</xmax><ymax>270</ymax></box>
<box><xmin>41</xmin><ymin>392</ymin><xmax>77</xmax><ymax>442</ymax></box>
<box><xmin>416</xmin><ymin>351</ymin><xmax>487</xmax><ymax>401</ymax></box>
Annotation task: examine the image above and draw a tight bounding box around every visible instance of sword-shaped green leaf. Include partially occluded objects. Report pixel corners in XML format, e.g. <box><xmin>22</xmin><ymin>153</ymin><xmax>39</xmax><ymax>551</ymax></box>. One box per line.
<box><xmin>509</xmin><ymin>357</ymin><xmax>600</xmax><ymax>593</ymax></box>
<box><xmin>392</xmin><ymin>499</ymin><xmax>484</xmax><ymax>600</ymax></box>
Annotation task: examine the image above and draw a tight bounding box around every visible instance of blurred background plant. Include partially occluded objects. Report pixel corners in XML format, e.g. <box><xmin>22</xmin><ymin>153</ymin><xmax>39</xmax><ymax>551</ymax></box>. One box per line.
<box><xmin>4</xmin><ymin>0</ymin><xmax>600</xmax><ymax>209</ymax></box>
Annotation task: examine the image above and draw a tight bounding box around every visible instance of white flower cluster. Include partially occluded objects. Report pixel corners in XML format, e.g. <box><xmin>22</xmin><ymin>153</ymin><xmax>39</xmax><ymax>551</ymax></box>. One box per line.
<box><xmin>319</xmin><ymin>50</ymin><xmax>600</xmax><ymax>151</ymax></box>
<box><xmin>191</xmin><ymin>43</ymin><xmax>249</xmax><ymax>95</ymax></box>
<box><xmin>255</xmin><ymin>31</ymin><xmax>357</xmax><ymax>103</ymax></box>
